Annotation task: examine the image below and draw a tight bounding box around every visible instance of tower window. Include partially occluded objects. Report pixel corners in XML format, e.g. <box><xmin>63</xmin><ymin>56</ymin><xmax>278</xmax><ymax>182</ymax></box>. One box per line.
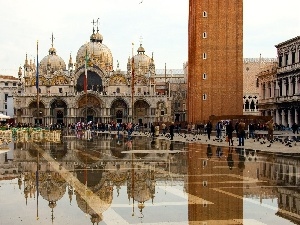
<box><xmin>203</xmin><ymin>32</ymin><xmax>207</xmax><ymax>38</ymax></box>
<box><xmin>203</xmin><ymin>73</ymin><xmax>207</xmax><ymax>79</ymax></box>
<box><xmin>203</xmin><ymin>11</ymin><xmax>207</xmax><ymax>17</ymax></box>
<box><xmin>203</xmin><ymin>93</ymin><xmax>207</xmax><ymax>100</ymax></box>
<box><xmin>203</xmin><ymin>53</ymin><xmax>207</xmax><ymax>59</ymax></box>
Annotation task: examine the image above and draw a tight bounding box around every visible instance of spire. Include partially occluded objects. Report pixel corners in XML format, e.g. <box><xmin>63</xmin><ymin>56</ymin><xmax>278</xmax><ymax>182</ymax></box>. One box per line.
<box><xmin>49</xmin><ymin>33</ymin><xmax>56</xmax><ymax>55</ymax></box>
<box><xmin>51</xmin><ymin>32</ymin><xmax>54</xmax><ymax>48</ymax></box>
<box><xmin>24</xmin><ymin>53</ymin><xmax>29</xmax><ymax>67</ymax></box>
<box><xmin>96</xmin><ymin>18</ymin><xmax>100</xmax><ymax>33</ymax></box>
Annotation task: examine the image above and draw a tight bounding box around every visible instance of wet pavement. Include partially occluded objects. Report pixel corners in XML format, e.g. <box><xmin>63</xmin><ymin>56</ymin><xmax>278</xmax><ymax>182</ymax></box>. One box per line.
<box><xmin>0</xmin><ymin>130</ymin><xmax>300</xmax><ymax>225</ymax></box>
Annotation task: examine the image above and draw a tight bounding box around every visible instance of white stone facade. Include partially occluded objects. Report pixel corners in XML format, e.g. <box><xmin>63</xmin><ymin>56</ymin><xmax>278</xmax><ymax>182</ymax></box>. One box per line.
<box><xmin>258</xmin><ymin>36</ymin><xmax>300</xmax><ymax>127</ymax></box>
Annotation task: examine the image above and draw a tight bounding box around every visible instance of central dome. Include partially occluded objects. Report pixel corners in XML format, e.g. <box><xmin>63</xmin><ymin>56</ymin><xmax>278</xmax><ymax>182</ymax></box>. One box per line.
<box><xmin>76</xmin><ymin>32</ymin><xmax>113</xmax><ymax>73</ymax></box>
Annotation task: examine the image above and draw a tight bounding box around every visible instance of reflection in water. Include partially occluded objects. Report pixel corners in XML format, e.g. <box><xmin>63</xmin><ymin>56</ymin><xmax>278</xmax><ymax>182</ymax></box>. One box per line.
<box><xmin>0</xmin><ymin>133</ymin><xmax>299</xmax><ymax>224</ymax></box>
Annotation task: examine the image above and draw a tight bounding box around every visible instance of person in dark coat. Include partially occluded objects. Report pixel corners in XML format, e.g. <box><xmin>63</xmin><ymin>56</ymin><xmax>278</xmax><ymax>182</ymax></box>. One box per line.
<box><xmin>206</xmin><ymin>121</ymin><xmax>212</xmax><ymax>140</ymax></box>
<box><xmin>226</xmin><ymin>121</ymin><xmax>234</xmax><ymax>146</ymax></box>
<box><xmin>150</xmin><ymin>123</ymin><xmax>155</xmax><ymax>138</ymax></box>
<box><xmin>169</xmin><ymin>122</ymin><xmax>175</xmax><ymax>140</ymax></box>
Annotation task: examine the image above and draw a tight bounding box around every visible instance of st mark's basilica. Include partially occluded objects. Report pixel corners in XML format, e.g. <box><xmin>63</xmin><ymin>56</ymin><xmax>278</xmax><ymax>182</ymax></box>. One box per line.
<box><xmin>13</xmin><ymin>24</ymin><xmax>177</xmax><ymax>126</ymax></box>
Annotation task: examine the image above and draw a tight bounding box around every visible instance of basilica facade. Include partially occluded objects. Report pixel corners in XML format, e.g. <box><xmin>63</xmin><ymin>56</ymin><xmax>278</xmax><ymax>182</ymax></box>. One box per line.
<box><xmin>14</xmin><ymin>29</ymin><xmax>176</xmax><ymax>126</ymax></box>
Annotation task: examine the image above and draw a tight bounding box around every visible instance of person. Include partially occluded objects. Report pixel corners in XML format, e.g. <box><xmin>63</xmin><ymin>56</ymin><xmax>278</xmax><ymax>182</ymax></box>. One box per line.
<box><xmin>216</xmin><ymin>121</ymin><xmax>222</xmax><ymax>139</ymax></box>
<box><xmin>206</xmin><ymin>121</ymin><xmax>212</xmax><ymax>140</ymax></box>
<box><xmin>169</xmin><ymin>122</ymin><xmax>175</xmax><ymax>140</ymax></box>
<box><xmin>150</xmin><ymin>123</ymin><xmax>155</xmax><ymax>138</ymax></box>
<box><xmin>162</xmin><ymin>123</ymin><xmax>167</xmax><ymax>135</ymax></box>
<box><xmin>238</xmin><ymin>120</ymin><xmax>245</xmax><ymax>146</ymax></box>
<box><xmin>248</xmin><ymin>123</ymin><xmax>255</xmax><ymax>139</ymax></box>
<box><xmin>266</xmin><ymin>119</ymin><xmax>274</xmax><ymax>141</ymax></box>
<box><xmin>126</xmin><ymin>122</ymin><xmax>133</xmax><ymax>139</ymax></box>
<box><xmin>226</xmin><ymin>120</ymin><xmax>234</xmax><ymax>146</ymax></box>
<box><xmin>291</xmin><ymin>122</ymin><xmax>299</xmax><ymax>134</ymax></box>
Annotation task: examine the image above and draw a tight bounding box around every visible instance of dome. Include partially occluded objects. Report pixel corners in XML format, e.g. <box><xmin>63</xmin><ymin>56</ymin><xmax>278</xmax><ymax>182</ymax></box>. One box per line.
<box><xmin>39</xmin><ymin>47</ymin><xmax>66</xmax><ymax>75</ymax></box>
<box><xmin>132</xmin><ymin>44</ymin><xmax>152</xmax><ymax>75</ymax></box>
<box><xmin>76</xmin><ymin>40</ymin><xmax>113</xmax><ymax>72</ymax></box>
<box><xmin>90</xmin><ymin>32</ymin><xmax>103</xmax><ymax>43</ymax></box>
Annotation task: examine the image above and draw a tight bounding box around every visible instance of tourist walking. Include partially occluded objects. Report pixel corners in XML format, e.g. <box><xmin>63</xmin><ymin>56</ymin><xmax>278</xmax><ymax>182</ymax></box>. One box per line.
<box><xmin>238</xmin><ymin>120</ymin><xmax>245</xmax><ymax>146</ymax></box>
<box><xmin>169</xmin><ymin>122</ymin><xmax>175</xmax><ymax>140</ymax></box>
<box><xmin>216</xmin><ymin>121</ymin><xmax>222</xmax><ymax>139</ymax></box>
<box><xmin>226</xmin><ymin>121</ymin><xmax>234</xmax><ymax>146</ymax></box>
<box><xmin>206</xmin><ymin>121</ymin><xmax>212</xmax><ymax>140</ymax></box>
<box><xmin>291</xmin><ymin>123</ymin><xmax>299</xmax><ymax>134</ymax></box>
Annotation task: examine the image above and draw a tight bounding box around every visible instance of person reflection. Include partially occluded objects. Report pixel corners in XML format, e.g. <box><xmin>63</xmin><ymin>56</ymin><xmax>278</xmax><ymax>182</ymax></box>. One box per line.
<box><xmin>126</xmin><ymin>139</ymin><xmax>132</xmax><ymax>150</ymax></box>
<box><xmin>216</xmin><ymin>146</ymin><xmax>223</xmax><ymax>159</ymax></box>
<box><xmin>170</xmin><ymin>142</ymin><xmax>174</xmax><ymax>151</ymax></box>
<box><xmin>238</xmin><ymin>148</ymin><xmax>246</xmax><ymax>171</ymax></box>
<box><xmin>227</xmin><ymin>147</ymin><xmax>234</xmax><ymax>170</ymax></box>
<box><xmin>206</xmin><ymin>144</ymin><xmax>213</xmax><ymax>159</ymax></box>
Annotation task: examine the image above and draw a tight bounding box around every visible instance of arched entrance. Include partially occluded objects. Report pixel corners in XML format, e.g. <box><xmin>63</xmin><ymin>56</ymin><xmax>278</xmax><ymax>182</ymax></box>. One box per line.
<box><xmin>111</xmin><ymin>99</ymin><xmax>128</xmax><ymax>123</ymax></box>
<box><xmin>78</xmin><ymin>94</ymin><xmax>102</xmax><ymax>122</ymax></box>
<box><xmin>28</xmin><ymin>101</ymin><xmax>45</xmax><ymax>125</ymax></box>
<box><xmin>134</xmin><ymin>100</ymin><xmax>150</xmax><ymax>125</ymax></box>
<box><xmin>50</xmin><ymin>100</ymin><xmax>68</xmax><ymax>125</ymax></box>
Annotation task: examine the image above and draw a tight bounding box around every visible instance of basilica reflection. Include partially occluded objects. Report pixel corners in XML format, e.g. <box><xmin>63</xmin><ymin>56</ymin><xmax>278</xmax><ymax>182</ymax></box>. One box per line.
<box><xmin>1</xmin><ymin>134</ymin><xmax>300</xmax><ymax>224</ymax></box>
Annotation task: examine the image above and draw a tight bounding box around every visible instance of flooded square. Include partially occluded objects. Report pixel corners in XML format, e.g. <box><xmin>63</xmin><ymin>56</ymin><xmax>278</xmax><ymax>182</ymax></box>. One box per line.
<box><xmin>0</xmin><ymin>131</ymin><xmax>299</xmax><ymax>224</ymax></box>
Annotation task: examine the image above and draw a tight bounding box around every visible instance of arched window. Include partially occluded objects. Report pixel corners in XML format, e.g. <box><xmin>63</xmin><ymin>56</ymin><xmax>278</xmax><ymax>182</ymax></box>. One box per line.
<box><xmin>116</xmin><ymin>87</ymin><xmax>120</xmax><ymax>93</ymax></box>
<box><xmin>245</xmin><ymin>100</ymin><xmax>249</xmax><ymax>111</ymax></box>
<box><xmin>203</xmin><ymin>11</ymin><xmax>207</xmax><ymax>17</ymax></box>
<box><xmin>250</xmin><ymin>100</ymin><xmax>255</xmax><ymax>111</ymax></box>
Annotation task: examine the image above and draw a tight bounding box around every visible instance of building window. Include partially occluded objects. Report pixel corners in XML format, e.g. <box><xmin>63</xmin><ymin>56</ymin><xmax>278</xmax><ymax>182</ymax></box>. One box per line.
<box><xmin>203</xmin><ymin>93</ymin><xmax>207</xmax><ymax>100</ymax></box>
<box><xmin>13</xmin><ymin>83</ymin><xmax>16</xmax><ymax>86</ymax></box>
<box><xmin>203</xmin><ymin>32</ymin><xmax>207</xmax><ymax>38</ymax></box>
<box><xmin>4</xmin><ymin>83</ymin><xmax>8</xmax><ymax>86</ymax></box>
<box><xmin>4</xmin><ymin>104</ymin><xmax>7</xmax><ymax>109</ymax></box>
<box><xmin>203</xmin><ymin>181</ymin><xmax>208</xmax><ymax>187</ymax></box>
<box><xmin>285</xmin><ymin>54</ymin><xmax>288</xmax><ymax>66</ymax></box>
<box><xmin>4</xmin><ymin>94</ymin><xmax>8</xmax><ymax>102</ymax></box>
<box><xmin>116</xmin><ymin>87</ymin><xmax>120</xmax><ymax>93</ymax></box>
<box><xmin>161</xmin><ymin>111</ymin><xmax>165</xmax><ymax>116</ymax></box>
<box><xmin>203</xmin><ymin>53</ymin><xmax>207</xmax><ymax>59</ymax></box>
<box><xmin>203</xmin><ymin>11</ymin><xmax>207</xmax><ymax>17</ymax></box>
<box><xmin>278</xmin><ymin>56</ymin><xmax>282</xmax><ymax>67</ymax></box>
<box><xmin>292</xmin><ymin>52</ymin><xmax>295</xmax><ymax>64</ymax></box>
<box><xmin>203</xmin><ymin>73</ymin><xmax>207</xmax><ymax>79</ymax></box>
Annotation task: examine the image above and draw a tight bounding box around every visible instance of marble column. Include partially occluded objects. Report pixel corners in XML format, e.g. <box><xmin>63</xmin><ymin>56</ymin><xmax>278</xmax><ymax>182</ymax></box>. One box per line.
<box><xmin>275</xmin><ymin>109</ymin><xmax>280</xmax><ymax>125</ymax></box>
<box><xmin>282</xmin><ymin>79</ymin><xmax>286</xmax><ymax>96</ymax></box>
<box><xmin>296</xmin><ymin>76</ymin><xmax>300</xmax><ymax>95</ymax></box>
<box><xmin>288</xmin><ymin>77</ymin><xmax>293</xmax><ymax>96</ymax></box>
<box><xmin>282</xmin><ymin>111</ymin><xmax>286</xmax><ymax>127</ymax></box>
<box><xmin>288</xmin><ymin>109</ymin><xmax>292</xmax><ymax>128</ymax></box>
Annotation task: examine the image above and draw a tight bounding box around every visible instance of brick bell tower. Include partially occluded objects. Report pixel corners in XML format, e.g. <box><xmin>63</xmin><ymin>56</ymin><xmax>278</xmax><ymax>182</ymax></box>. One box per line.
<box><xmin>188</xmin><ymin>0</ymin><xmax>243</xmax><ymax>123</ymax></box>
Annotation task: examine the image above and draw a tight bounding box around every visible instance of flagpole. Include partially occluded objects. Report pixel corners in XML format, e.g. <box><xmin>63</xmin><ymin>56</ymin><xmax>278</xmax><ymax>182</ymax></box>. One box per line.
<box><xmin>85</xmin><ymin>45</ymin><xmax>88</xmax><ymax>127</ymax></box>
<box><xmin>36</xmin><ymin>40</ymin><xmax>40</xmax><ymax>127</ymax></box>
<box><xmin>131</xmin><ymin>43</ymin><xmax>134</xmax><ymax>123</ymax></box>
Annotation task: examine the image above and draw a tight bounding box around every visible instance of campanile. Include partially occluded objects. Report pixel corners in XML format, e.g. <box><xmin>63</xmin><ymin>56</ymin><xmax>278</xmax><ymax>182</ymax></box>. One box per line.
<box><xmin>188</xmin><ymin>0</ymin><xmax>243</xmax><ymax>122</ymax></box>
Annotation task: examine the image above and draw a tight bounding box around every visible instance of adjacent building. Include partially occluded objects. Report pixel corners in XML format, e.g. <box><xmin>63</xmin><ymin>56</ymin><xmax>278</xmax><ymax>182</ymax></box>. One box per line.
<box><xmin>243</xmin><ymin>57</ymin><xmax>277</xmax><ymax>116</ymax></box>
<box><xmin>257</xmin><ymin>36</ymin><xmax>300</xmax><ymax>127</ymax></box>
<box><xmin>0</xmin><ymin>75</ymin><xmax>18</xmax><ymax>117</ymax></box>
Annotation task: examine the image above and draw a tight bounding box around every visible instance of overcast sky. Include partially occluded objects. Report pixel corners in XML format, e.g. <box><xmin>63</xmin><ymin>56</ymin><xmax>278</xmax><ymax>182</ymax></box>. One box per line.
<box><xmin>0</xmin><ymin>0</ymin><xmax>299</xmax><ymax>76</ymax></box>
